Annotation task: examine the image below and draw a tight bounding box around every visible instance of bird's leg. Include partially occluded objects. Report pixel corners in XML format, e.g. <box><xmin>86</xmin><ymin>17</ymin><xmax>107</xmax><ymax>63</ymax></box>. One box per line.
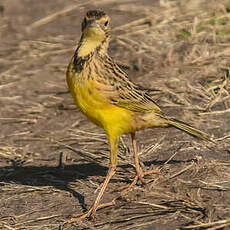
<box><xmin>68</xmin><ymin>135</ymin><xmax>119</xmax><ymax>223</ymax></box>
<box><xmin>68</xmin><ymin>166</ymin><xmax>116</xmax><ymax>222</ymax></box>
<box><xmin>132</xmin><ymin>132</ymin><xmax>144</xmax><ymax>183</ymax></box>
<box><xmin>121</xmin><ymin>133</ymin><xmax>158</xmax><ymax>195</ymax></box>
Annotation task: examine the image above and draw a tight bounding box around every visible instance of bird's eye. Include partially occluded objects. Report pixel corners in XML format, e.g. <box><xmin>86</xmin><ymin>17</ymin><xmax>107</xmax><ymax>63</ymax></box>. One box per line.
<box><xmin>104</xmin><ymin>20</ymin><xmax>108</xmax><ymax>26</ymax></box>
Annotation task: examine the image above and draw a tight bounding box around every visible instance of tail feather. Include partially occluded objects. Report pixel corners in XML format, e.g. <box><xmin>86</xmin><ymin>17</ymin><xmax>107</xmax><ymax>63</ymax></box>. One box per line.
<box><xmin>167</xmin><ymin>118</ymin><xmax>214</xmax><ymax>143</ymax></box>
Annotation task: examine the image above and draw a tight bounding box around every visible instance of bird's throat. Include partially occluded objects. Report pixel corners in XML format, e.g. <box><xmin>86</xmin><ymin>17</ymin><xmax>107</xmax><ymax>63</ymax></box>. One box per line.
<box><xmin>74</xmin><ymin>33</ymin><xmax>108</xmax><ymax>72</ymax></box>
<box><xmin>77</xmin><ymin>37</ymin><xmax>102</xmax><ymax>57</ymax></box>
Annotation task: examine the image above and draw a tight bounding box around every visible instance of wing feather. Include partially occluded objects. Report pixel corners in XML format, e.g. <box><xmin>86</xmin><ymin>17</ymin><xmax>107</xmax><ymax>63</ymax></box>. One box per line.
<box><xmin>94</xmin><ymin>56</ymin><xmax>162</xmax><ymax>114</ymax></box>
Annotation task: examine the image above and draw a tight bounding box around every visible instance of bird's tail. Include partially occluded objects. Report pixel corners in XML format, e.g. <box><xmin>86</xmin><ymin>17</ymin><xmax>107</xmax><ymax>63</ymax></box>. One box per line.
<box><xmin>166</xmin><ymin>117</ymin><xmax>214</xmax><ymax>142</ymax></box>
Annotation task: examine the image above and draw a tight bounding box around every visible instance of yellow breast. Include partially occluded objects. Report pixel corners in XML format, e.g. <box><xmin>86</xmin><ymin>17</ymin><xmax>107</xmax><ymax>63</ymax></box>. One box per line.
<box><xmin>66</xmin><ymin>61</ymin><xmax>134</xmax><ymax>136</ymax></box>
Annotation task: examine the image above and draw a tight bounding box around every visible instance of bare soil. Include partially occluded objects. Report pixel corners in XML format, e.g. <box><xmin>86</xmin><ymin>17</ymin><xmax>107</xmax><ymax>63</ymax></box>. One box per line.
<box><xmin>0</xmin><ymin>0</ymin><xmax>230</xmax><ymax>229</ymax></box>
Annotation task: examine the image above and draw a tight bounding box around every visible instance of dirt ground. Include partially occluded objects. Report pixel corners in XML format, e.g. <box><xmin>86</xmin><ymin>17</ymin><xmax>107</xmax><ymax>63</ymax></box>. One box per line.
<box><xmin>0</xmin><ymin>0</ymin><xmax>230</xmax><ymax>229</ymax></box>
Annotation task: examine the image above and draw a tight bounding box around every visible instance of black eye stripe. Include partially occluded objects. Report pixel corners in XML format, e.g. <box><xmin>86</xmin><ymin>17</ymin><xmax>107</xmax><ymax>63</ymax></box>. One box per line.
<box><xmin>104</xmin><ymin>21</ymin><xmax>108</xmax><ymax>26</ymax></box>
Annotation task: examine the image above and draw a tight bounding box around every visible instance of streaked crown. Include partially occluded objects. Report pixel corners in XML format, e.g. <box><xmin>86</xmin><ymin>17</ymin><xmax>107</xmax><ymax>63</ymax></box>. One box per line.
<box><xmin>81</xmin><ymin>10</ymin><xmax>111</xmax><ymax>35</ymax></box>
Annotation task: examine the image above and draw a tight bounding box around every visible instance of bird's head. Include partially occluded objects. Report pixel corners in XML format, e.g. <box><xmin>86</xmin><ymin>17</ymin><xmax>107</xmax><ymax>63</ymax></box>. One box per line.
<box><xmin>81</xmin><ymin>10</ymin><xmax>111</xmax><ymax>42</ymax></box>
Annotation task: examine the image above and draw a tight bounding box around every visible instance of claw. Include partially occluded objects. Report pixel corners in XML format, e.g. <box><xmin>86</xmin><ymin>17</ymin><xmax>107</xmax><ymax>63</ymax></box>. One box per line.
<box><xmin>67</xmin><ymin>199</ymin><xmax>116</xmax><ymax>223</ymax></box>
<box><xmin>121</xmin><ymin>168</ymin><xmax>158</xmax><ymax>196</ymax></box>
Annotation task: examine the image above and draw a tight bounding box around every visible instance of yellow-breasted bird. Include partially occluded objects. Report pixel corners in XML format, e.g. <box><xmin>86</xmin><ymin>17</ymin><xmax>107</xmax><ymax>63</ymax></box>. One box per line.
<box><xmin>66</xmin><ymin>10</ymin><xmax>212</xmax><ymax>221</ymax></box>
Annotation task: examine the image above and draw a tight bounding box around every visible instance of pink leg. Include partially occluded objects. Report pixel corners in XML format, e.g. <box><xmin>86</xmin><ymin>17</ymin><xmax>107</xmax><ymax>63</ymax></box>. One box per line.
<box><xmin>121</xmin><ymin>133</ymin><xmax>158</xmax><ymax>195</ymax></box>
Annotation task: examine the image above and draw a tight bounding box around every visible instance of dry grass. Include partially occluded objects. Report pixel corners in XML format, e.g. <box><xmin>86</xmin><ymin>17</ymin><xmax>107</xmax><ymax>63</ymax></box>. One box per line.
<box><xmin>0</xmin><ymin>0</ymin><xmax>230</xmax><ymax>229</ymax></box>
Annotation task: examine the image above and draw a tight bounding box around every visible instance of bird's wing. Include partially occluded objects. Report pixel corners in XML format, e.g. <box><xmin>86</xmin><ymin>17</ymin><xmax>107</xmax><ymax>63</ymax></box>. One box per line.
<box><xmin>95</xmin><ymin>57</ymin><xmax>162</xmax><ymax>114</ymax></box>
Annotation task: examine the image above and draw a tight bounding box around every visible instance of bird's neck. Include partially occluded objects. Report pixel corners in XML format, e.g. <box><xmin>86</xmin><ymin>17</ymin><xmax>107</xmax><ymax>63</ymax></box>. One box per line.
<box><xmin>73</xmin><ymin>35</ymin><xmax>109</xmax><ymax>72</ymax></box>
<box><xmin>76</xmin><ymin>34</ymin><xmax>108</xmax><ymax>58</ymax></box>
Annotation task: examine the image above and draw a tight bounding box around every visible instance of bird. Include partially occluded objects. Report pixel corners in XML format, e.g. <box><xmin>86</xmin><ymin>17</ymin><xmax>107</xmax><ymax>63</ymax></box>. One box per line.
<box><xmin>66</xmin><ymin>10</ymin><xmax>213</xmax><ymax>221</ymax></box>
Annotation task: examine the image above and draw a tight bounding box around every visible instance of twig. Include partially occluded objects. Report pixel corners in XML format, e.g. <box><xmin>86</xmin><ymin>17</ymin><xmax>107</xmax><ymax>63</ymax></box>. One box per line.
<box><xmin>27</xmin><ymin>2</ymin><xmax>91</xmax><ymax>31</ymax></box>
<box><xmin>49</xmin><ymin>138</ymin><xmax>102</xmax><ymax>163</ymax></box>
<box><xmin>199</xmin><ymin>108</ymin><xmax>230</xmax><ymax>115</ymax></box>
<box><xmin>58</xmin><ymin>152</ymin><xmax>66</xmax><ymax>169</ymax></box>
<box><xmin>0</xmin><ymin>224</ymin><xmax>16</xmax><ymax>230</ymax></box>
<box><xmin>160</xmin><ymin>143</ymin><xmax>183</xmax><ymax>168</ymax></box>
<box><xmin>14</xmin><ymin>215</ymin><xmax>60</xmax><ymax>226</ymax></box>
<box><xmin>182</xmin><ymin>218</ymin><xmax>230</xmax><ymax>229</ymax></box>
<box><xmin>167</xmin><ymin>161</ymin><xmax>194</xmax><ymax>180</ymax></box>
<box><xmin>215</xmin><ymin>134</ymin><xmax>230</xmax><ymax>141</ymax></box>
<box><xmin>0</xmin><ymin>118</ymin><xmax>37</xmax><ymax>124</ymax></box>
<box><xmin>136</xmin><ymin>201</ymin><xmax>169</xmax><ymax>210</ymax></box>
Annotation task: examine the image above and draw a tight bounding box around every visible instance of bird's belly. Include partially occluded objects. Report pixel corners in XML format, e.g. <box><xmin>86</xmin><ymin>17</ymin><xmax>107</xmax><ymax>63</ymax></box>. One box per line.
<box><xmin>73</xmin><ymin>83</ymin><xmax>134</xmax><ymax>135</ymax></box>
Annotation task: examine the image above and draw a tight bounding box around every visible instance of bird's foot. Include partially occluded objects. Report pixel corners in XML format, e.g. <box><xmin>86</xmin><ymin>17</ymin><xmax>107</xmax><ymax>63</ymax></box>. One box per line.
<box><xmin>67</xmin><ymin>199</ymin><xmax>116</xmax><ymax>223</ymax></box>
<box><xmin>121</xmin><ymin>168</ymin><xmax>158</xmax><ymax>196</ymax></box>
